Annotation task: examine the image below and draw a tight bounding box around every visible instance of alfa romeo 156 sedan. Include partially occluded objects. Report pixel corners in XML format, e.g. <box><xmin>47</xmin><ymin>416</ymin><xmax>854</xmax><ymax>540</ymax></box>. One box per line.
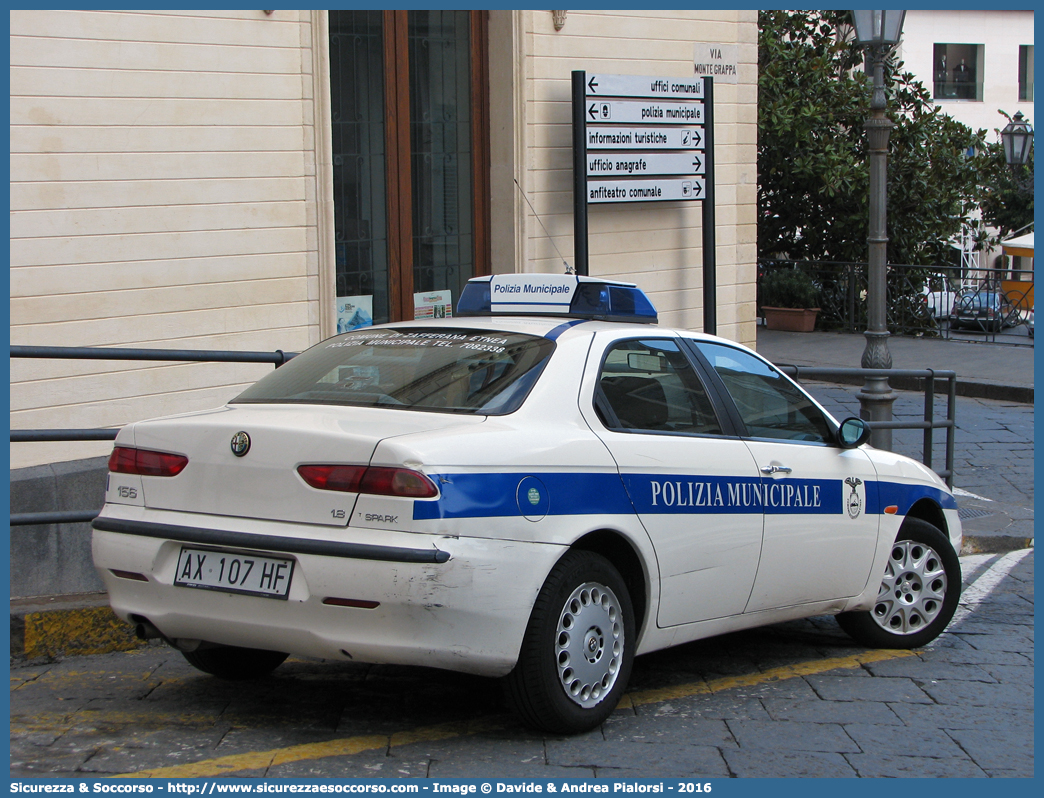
<box><xmin>93</xmin><ymin>274</ymin><xmax>961</xmax><ymax>733</ymax></box>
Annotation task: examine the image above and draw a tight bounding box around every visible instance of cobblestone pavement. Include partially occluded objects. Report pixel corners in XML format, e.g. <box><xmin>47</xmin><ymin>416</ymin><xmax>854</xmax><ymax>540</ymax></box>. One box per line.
<box><xmin>801</xmin><ymin>383</ymin><xmax>1034</xmax><ymax>549</ymax></box>
<box><xmin>10</xmin><ymin>550</ymin><xmax>1033</xmax><ymax>779</ymax></box>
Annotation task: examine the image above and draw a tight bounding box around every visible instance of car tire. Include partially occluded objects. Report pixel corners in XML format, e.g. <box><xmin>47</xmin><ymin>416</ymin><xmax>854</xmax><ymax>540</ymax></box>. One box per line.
<box><xmin>182</xmin><ymin>645</ymin><xmax>289</xmax><ymax>680</ymax></box>
<box><xmin>504</xmin><ymin>550</ymin><xmax>635</xmax><ymax>734</ymax></box>
<box><xmin>837</xmin><ymin>518</ymin><xmax>960</xmax><ymax>649</ymax></box>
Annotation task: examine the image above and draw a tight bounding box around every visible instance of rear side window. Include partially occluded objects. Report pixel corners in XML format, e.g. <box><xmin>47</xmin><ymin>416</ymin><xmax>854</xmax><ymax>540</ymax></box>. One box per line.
<box><xmin>233</xmin><ymin>328</ymin><xmax>555</xmax><ymax>415</ymax></box>
<box><xmin>597</xmin><ymin>339</ymin><xmax>722</xmax><ymax>435</ymax></box>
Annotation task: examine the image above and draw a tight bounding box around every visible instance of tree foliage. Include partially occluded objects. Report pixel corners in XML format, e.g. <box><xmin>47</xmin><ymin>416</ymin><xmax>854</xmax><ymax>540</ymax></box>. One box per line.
<box><xmin>758</xmin><ymin>10</ymin><xmax>999</xmax><ymax>265</ymax></box>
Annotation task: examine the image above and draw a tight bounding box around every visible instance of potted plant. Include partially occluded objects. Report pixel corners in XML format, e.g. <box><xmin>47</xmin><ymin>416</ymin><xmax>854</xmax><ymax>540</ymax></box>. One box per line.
<box><xmin>760</xmin><ymin>269</ymin><xmax>821</xmax><ymax>332</ymax></box>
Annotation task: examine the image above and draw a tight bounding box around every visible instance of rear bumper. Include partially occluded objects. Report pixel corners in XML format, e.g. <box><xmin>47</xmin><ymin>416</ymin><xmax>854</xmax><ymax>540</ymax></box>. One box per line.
<box><xmin>92</xmin><ymin>516</ymin><xmax>450</xmax><ymax>564</ymax></box>
<box><xmin>92</xmin><ymin>506</ymin><xmax>563</xmax><ymax>677</ymax></box>
<box><xmin>950</xmin><ymin>316</ymin><xmax>1000</xmax><ymax>330</ymax></box>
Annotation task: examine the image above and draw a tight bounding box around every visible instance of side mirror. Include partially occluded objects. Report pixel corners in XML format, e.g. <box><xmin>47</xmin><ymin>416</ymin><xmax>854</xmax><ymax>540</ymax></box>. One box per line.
<box><xmin>837</xmin><ymin>417</ymin><xmax>872</xmax><ymax>449</ymax></box>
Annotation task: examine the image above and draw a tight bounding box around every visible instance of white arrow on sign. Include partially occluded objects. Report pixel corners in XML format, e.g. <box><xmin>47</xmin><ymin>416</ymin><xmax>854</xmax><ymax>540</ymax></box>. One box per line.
<box><xmin>587</xmin><ymin>151</ymin><xmax>705</xmax><ymax>177</ymax></box>
<box><xmin>588</xmin><ymin>100</ymin><xmax>703</xmax><ymax>126</ymax></box>
<box><xmin>586</xmin><ymin>126</ymin><xmax>704</xmax><ymax>151</ymax></box>
<box><xmin>587</xmin><ymin>177</ymin><xmax>705</xmax><ymax>204</ymax></box>
<box><xmin>585</xmin><ymin>73</ymin><xmax>704</xmax><ymax>100</ymax></box>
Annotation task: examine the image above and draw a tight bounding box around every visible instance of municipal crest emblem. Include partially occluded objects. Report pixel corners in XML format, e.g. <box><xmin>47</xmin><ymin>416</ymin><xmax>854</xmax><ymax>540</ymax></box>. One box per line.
<box><xmin>845</xmin><ymin>477</ymin><xmax>863</xmax><ymax>519</ymax></box>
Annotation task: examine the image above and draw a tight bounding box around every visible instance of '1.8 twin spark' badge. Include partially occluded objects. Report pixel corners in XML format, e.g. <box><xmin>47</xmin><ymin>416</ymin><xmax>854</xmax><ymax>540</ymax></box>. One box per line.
<box><xmin>230</xmin><ymin>431</ymin><xmax>251</xmax><ymax>457</ymax></box>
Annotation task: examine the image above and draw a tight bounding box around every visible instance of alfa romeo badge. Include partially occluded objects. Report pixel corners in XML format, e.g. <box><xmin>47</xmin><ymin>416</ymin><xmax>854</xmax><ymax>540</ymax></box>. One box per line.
<box><xmin>230</xmin><ymin>431</ymin><xmax>251</xmax><ymax>457</ymax></box>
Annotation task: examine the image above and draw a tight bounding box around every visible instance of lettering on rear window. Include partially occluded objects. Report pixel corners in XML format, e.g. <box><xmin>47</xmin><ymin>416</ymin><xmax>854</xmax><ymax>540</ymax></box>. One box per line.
<box><xmin>232</xmin><ymin>327</ymin><xmax>555</xmax><ymax>416</ymax></box>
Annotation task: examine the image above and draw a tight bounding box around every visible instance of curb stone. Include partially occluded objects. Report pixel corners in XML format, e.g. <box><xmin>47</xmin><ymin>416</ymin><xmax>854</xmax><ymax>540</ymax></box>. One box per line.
<box><xmin>10</xmin><ymin>592</ymin><xmax>146</xmax><ymax>663</ymax></box>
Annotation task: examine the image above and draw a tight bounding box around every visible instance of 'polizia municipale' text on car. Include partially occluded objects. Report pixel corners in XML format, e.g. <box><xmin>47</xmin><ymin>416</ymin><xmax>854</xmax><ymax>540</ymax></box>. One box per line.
<box><xmin>93</xmin><ymin>274</ymin><xmax>962</xmax><ymax>733</ymax></box>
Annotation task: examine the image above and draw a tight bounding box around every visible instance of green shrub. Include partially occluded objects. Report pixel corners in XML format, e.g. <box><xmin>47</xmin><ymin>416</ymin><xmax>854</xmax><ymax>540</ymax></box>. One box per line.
<box><xmin>760</xmin><ymin>269</ymin><xmax>820</xmax><ymax>308</ymax></box>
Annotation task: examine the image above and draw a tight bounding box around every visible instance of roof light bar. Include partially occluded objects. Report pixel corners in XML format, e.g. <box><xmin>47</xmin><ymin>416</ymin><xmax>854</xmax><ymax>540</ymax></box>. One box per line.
<box><xmin>457</xmin><ymin>274</ymin><xmax>658</xmax><ymax>324</ymax></box>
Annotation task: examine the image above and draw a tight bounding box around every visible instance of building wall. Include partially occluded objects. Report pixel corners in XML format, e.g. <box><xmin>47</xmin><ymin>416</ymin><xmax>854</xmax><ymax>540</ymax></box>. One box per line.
<box><xmin>10</xmin><ymin>9</ymin><xmax>322</xmax><ymax>470</ymax></box>
<box><xmin>512</xmin><ymin>10</ymin><xmax>759</xmax><ymax>343</ymax></box>
<box><xmin>10</xmin><ymin>9</ymin><xmax>758</xmax><ymax>472</ymax></box>
<box><xmin>901</xmin><ymin>10</ymin><xmax>1034</xmax><ymax>135</ymax></box>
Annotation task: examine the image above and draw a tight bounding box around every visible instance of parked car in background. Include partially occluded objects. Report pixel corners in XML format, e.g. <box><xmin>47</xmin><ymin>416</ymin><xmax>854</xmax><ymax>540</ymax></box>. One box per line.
<box><xmin>922</xmin><ymin>283</ymin><xmax>957</xmax><ymax>320</ymax></box>
<box><xmin>949</xmin><ymin>289</ymin><xmax>1018</xmax><ymax>332</ymax></box>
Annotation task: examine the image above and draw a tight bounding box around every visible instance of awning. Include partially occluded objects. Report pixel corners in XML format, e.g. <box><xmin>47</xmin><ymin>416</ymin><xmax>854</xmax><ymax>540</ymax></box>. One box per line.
<box><xmin>1002</xmin><ymin>232</ymin><xmax>1034</xmax><ymax>258</ymax></box>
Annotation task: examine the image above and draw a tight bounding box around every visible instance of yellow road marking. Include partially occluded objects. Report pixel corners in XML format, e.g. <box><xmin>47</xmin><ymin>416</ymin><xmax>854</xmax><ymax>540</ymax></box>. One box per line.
<box><xmin>623</xmin><ymin>648</ymin><xmax>915</xmax><ymax>708</ymax></box>
<box><xmin>128</xmin><ymin>734</ymin><xmax>391</xmax><ymax>779</ymax></box>
<box><xmin>119</xmin><ymin>648</ymin><xmax>916</xmax><ymax>778</ymax></box>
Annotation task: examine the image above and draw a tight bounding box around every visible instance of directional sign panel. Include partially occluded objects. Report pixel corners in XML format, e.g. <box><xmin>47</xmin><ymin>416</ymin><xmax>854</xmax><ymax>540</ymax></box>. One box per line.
<box><xmin>585</xmin><ymin>73</ymin><xmax>704</xmax><ymax>101</ymax></box>
<box><xmin>587</xmin><ymin>126</ymin><xmax>704</xmax><ymax>151</ymax></box>
<box><xmin>573</xmin><ymin>70</ymin><xmax>713</xmax><ymax>211</ymax></box>
<box><xmin>588</xmin><ymin>99</ymin><xmax>704</xmax><ymax>126</ymax></box>
<box><xmin>587</xmin><ymin>151</ymin><xmax>705</xmax><ymax>177</ymax></box>
<box><xmin>588</xmin><ymin>178</ymin><xmax>705</xmax><ymax>204</ymax></box>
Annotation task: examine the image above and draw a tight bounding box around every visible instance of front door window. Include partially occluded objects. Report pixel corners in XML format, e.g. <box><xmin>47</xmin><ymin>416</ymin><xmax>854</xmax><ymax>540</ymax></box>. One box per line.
<box><xmin>693</xmin><ymin>341</ymin><xmax>831</xmax><ymax>443</ymax></box>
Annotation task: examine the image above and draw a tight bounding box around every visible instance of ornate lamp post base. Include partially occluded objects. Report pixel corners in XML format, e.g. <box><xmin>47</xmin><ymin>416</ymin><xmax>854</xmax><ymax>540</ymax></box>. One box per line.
<box><xmin>858</xmin><ymin>330</ymin><xmax>896</xmax><ymax>450</ymax></box>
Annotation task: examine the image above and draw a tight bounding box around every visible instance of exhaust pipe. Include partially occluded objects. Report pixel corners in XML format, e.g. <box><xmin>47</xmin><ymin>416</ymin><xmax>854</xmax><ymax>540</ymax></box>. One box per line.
<box><xmin>134</xmin><ymin>620</ymin><xmax>163</xmax><ymax>640</ymax></box>
<box><xmin>130</xmin><ymin>615</ymin><xmax>208</xmax><ymax>652</ymax></box>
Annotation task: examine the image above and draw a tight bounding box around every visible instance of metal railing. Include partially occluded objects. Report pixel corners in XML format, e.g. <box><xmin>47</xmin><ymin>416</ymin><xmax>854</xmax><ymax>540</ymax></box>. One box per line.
<box><xmin>779</xmin><ymin>365</ymin><xmax>956</xmax><ymax>488</ymax></box>
<box><xmin>759</xmin><ymin>260</ymin><xmax>1034</xmax><ymax>345</ymax></box>
<box><xmin>10</xmin><ymin>345</ymin><xmax>296</xmax><ymax>527</ymax></box>
<box><xmin>11</xmin><ymin>348</ymin><xmax>958</xmax><ymax>530</ymax></box>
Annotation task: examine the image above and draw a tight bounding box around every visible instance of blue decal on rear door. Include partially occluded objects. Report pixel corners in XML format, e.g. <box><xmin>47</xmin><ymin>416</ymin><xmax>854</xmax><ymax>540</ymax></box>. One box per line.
<box><xmin>412</xmin><ymin>472</ymin><xmax>633</xmax><ymax>520</ymax></box>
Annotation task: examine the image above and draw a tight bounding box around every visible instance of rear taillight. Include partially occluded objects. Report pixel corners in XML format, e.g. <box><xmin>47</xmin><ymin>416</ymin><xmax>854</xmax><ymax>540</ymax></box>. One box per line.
<box><xmin>296</xmin><ymin>464</ymin><xmax>367</xmax><ymax>493</ymax></box>
<box><xmin>109</xmin><ymin>446</ymin><xmax>188</xmax><ymax>477</ymax></box>
<box><xmin>361</xmin><ymin>467</ymin><xmax>439</xmax><ymax>498</ymax></box>
<box><xmin>297</xmin><ymin>464</ymin><xmax>438</xmax><ymax>498</ymax></box>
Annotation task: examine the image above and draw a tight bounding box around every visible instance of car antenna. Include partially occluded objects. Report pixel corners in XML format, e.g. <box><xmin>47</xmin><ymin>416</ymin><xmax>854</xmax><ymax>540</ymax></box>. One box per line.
<box><xmin>514</xmin><ymin>177</ymin><xmax>574</xmax><ymax>275</ymax></box>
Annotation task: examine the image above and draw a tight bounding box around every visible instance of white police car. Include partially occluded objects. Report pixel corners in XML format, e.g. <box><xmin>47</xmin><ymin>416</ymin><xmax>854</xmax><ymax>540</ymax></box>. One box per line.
<box><xmin>93</xmin><ymin>274</ymin><xmax>962</xmax><ymax>733</ymax></box>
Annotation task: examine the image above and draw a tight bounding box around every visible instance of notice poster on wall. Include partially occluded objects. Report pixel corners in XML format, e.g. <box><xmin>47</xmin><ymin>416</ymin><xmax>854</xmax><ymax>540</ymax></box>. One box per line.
<box><xmin>414</xmin><ymin>290</ymin><xmax>453</xmax><ymax>320</ymax></box>
<box><xmin>336</xmin><ymin>296</ymin><xmax>374</xmax><ymax>333</ymax></box>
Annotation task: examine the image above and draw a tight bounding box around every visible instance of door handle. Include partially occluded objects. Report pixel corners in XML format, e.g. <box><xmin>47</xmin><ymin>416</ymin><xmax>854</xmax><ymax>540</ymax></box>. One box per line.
<box><xmin>760</xmin><ymin>465</ymin><xmax>793</xmax><ymax>475</ymax></box>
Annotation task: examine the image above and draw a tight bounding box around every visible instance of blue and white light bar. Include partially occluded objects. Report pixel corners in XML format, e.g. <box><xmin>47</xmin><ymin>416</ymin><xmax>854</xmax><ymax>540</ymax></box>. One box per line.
<box><xmin>457</xmin><ymin>274</ymin><xmax>658</xmax><ymax>324</ymax></box>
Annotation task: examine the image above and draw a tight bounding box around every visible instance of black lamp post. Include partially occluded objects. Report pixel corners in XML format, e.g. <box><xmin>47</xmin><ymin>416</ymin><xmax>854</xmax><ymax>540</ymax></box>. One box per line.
<box><xmin>852</xmin><ymin>9</ymin><xmax>905</xmax><ymax>451</ymax></box>
<box><xmin>1000</xmin><ymin>111</ymin><xmax>1034</xmax><ymax>194</ymax></box>
<box><xmin>1001</xmin><ymin>111</ymin><xmax>1034</xmax><ymax>166</ymax></box>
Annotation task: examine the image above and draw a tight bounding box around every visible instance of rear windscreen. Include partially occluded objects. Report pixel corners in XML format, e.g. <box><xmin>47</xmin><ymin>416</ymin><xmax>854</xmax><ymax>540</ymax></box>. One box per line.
<box><xmin>232</xmin><ymin>328</ymin><xmax>555</xmax><ymax>415</ymax></box>
<box><xmin>963</xmin><ymin>295</ymin><xmax>992</xmax><ymax>309</ymax></box>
